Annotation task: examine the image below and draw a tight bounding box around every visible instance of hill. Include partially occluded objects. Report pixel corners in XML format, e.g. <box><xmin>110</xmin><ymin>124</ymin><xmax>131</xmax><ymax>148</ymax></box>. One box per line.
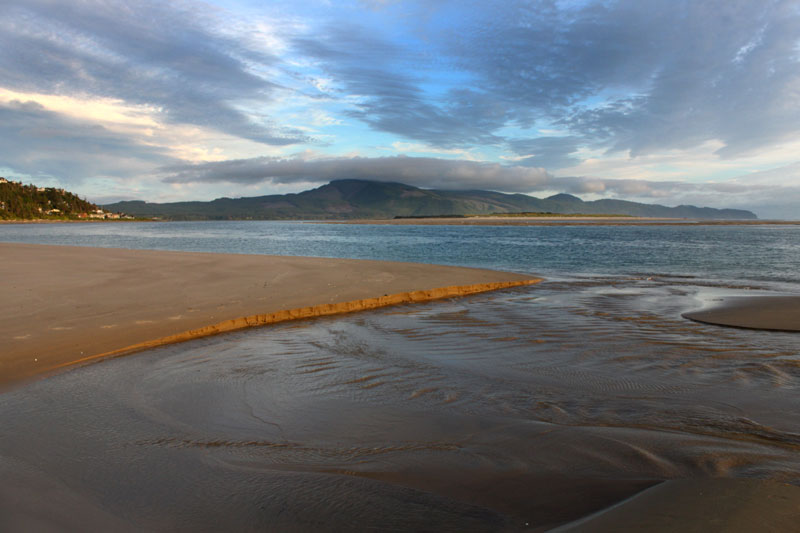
<box><xmin>103</xmin><ymin>180</ymin><xmax>757</xmax><ymax>221</ymax></box>
<box><xmin>0</xmin><ymin>178</ymin><xmax>128</xmax><ymax>220</ymax></box>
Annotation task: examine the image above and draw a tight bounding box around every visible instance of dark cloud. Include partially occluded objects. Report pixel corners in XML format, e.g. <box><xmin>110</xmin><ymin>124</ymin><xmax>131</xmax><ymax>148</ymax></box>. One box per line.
<box><xmin>553</xmin><ymin>1</ymin><xmax>800</xmax><ymax>158</ymax></box>
<box><xmin>0</xmin><ymin>100</ymin><xmax>176</xmax><ymax>182</ymax></box>
<box><xmin>440</xmin><ymin>1</ymin><xmax>670</xmax><ymax>119</ymax></box>
<box><xmin>162</xmin><ymin>155</ymin><xmax>551</xmax><ymax>192</ymax></box>
<box><xmin>458</xmin><ymin>0</ymin><xmax>800</xmax><ymax>158</ymax></box>
<box><xmin>160</xmin><ymin>153</ymin><xmax>745</xmax><ymax>199</ymax></box>
<box><xmin>0</xmin><ymin>0</ymin><xmax>306</xmax><ymax>145</ymax></box>
<box><xmin>292</xmin><ymin>25</ymin><xmax>508</xmax><ymax>148</ymax></box>
<box><xmin>294</xmin><ymin>0</ymin><xmax>800</xmax><ymax>163</ymax></box>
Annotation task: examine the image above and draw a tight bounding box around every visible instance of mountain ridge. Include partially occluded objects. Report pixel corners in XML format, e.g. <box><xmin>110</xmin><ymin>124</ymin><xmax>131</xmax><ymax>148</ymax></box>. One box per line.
<box><xmin>103</xmin><ymin>179</ymin><xmax>757</xmax><ymax>220</ymax></box>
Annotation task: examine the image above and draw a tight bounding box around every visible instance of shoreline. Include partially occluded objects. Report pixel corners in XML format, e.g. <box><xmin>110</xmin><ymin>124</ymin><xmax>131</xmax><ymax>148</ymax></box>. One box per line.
<box><xmin>0</xmin><ymin>243</ymin><xmax>540</xmax><ymax>389</ymax></box>
<box><xmin>0</xmin><ymin>218</ymin><xmax>157</xmax><ymax>225</ymax></box>
<box><xmin>3</xmin><ymin>218</ymin><xmax>799</xmax><ymax>226</ymax></box>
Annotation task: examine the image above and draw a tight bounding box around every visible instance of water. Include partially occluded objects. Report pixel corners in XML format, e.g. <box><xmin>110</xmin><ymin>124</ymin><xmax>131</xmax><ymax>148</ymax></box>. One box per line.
<box><xmin>1</xmin><ymin>222</ymin><xmax>799</xmax><ymax>531</ymax></box>
<box><xmin>2</xmin><ymin>220</ymin><xmax>800</xmax><ymax>283</ymax></box>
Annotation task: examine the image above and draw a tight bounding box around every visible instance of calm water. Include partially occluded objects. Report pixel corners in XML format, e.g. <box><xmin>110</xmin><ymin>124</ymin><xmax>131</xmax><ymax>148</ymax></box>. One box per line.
<box><xmin>1</xmin><ymin>222</ymin><xmax>799</xmax><ymax>531</ymax></box>
<box><xmin>2</xmin><ymin>220</ymin><xmax>800</xmax><ymax>284</ymax></box>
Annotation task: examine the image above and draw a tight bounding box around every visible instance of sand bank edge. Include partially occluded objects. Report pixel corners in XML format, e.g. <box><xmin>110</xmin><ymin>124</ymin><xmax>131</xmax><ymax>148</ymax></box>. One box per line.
<box><xmin>45</xmin><ymin>278</ymin><xmax>541</xmax><ymax>375</ymax></box>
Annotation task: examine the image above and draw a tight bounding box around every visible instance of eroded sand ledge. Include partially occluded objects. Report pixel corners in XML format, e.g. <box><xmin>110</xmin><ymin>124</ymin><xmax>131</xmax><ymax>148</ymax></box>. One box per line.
<box><xmin>0</xmin><ymin>243</ymin><xmax>540</xmax><ymax>388</ymax></box>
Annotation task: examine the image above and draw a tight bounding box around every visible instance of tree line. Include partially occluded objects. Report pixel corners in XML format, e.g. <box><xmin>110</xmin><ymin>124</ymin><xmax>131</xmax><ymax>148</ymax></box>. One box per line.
<box><xmin>0</xmin><ymin>178</ymin><xmax>99</xmax><ymax>220</ymax></box>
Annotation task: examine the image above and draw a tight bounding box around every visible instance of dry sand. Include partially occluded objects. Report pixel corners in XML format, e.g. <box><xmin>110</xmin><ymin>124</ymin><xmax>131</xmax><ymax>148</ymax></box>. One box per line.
<box><xmin>683</xmin><ymin>296</ymin><xmax>800</xmax><ymax>331</ymax></box>
<box><xmin>0</xmin><ymin>242</ymin><xmax>539</xmax><ymax>389</ymax></box>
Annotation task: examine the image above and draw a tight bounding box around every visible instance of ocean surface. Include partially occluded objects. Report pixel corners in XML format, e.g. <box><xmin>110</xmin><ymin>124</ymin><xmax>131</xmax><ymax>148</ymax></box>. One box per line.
<box><xmin>1</xmin><ymin>221</ymin><xmax>799</xmax><ymax>531</ymax></box>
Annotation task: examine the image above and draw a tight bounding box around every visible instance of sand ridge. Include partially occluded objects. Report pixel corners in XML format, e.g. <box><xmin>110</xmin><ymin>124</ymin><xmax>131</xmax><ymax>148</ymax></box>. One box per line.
<box><xmin>47</xmin><ymin>279</ymin><xmax>537</xmax><ymax>376</ymax></box>
<box><xmin>0</xmin><ymin>243</ymin><xmax>540</xmax><ymax>388</ymax></box>
<box><xmin>683</xmin><ymin>295</ymin><xmax>800</xmax><ymax>332</ymax></box>
<box><xmin>556</xmin><ymin>478</ymin><xmax>800</xmax><ymax>532</ymax></box>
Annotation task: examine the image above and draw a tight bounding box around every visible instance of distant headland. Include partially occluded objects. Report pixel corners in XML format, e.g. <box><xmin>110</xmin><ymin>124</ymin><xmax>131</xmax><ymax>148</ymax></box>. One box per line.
<box><xmin>0</xmin><ymin>177</ymin><xmax>135</xmax><ymax>221</ymax></box>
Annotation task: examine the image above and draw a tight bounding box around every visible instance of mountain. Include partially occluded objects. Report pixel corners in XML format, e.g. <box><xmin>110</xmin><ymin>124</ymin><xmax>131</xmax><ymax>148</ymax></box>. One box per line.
<box><xmin>0</xmin><ymin>178</ymin><xmax>124</xmax><ymax>220</ymax></box>
<box><xmin>103</xmin><ymin>179</ymin><xmax>757</xmax><ymax>220</ymax></box>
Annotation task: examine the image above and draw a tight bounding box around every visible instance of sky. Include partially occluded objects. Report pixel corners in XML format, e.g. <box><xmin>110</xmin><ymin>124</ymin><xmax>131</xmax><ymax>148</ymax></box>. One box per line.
<box><xmin>1</xmin><ymin>0</ymin><xmax>799</xmax><ymax>218</ymax></box>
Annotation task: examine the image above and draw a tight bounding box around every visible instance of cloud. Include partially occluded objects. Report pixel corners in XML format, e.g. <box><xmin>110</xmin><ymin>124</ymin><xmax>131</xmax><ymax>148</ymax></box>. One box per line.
<box><xmin>163</xmin><ymin>155</ymin><xmax>552</xmax><ymax>191</ymax></box>
<box><xmin>291</xmin><ymin>24</ymin><xmax>508</xmax><ymax>148</ymax></box>
<box><xmin>0</xmin><ymin>0</ymin><xmax>306</xmax><ymax>145</ymax></box>
<box><xmin>707</xmin><ymin>163</ymin><xmax>800</xmax><ymax>219</ymax></box>
<box><xmin>1</xmin><ymin>0</ymin><xmax>797</xmax><ymax>217</ymax></box>
<box><xmin>508</xmin><ymin>136</ymin><xmax>584</xmax><ymax>169</ymax></box>
<box><xmin>158</xmin><ymin>153</ymin><xmax>707</xmax><ymax>197</ymax></box>
<box><xmin>0</xmin><ymin>99</ymin><xmax>176</xmax><ymax>181</ymax></box>
<box><xmin>290</xmin><ymin>0</ymin><xmax>800</xmax><ymax>164</ymax></box>
<box><xmin>456</xmin><ymin>0</ymin><xmax>800</xmax><ymax>158</ymax></box>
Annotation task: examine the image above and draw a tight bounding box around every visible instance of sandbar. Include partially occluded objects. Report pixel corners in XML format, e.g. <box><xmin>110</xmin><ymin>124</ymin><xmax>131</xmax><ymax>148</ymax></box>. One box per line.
<box><xmin>0</xmin><ymin>243</ymin><xmax>539</xmax><ymax>389</ymax></box>
<box><xmin>556</xmin><ymin>478</ymin><xmax>800</xmax><ymax>532</ymax></box>
<box><xmin>683</xmin><ymin>296</ymin><xmax>800</xmax><ymax>332</ymax></box>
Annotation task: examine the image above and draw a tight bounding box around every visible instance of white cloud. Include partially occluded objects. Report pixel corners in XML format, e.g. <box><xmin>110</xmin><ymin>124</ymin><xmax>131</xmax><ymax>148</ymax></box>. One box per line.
<box><xmin>389</xmin><ymin>142</ymin><xmax>482</xmax><ymax>160</ymax></box>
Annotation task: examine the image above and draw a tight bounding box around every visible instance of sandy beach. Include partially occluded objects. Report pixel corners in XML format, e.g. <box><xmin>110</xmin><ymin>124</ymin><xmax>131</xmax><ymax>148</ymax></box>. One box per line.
<box><xmin>0</xmin><ymin>242</ymin><xmax>539</xmax><ymax>389</ymax></box>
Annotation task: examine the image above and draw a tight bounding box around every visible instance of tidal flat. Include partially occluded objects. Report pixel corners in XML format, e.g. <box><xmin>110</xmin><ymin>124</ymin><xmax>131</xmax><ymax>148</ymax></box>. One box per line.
<box><xmin>1</xmin><ymin>222</ymin><xmax>799</xmax><ymax>530</ymax></box>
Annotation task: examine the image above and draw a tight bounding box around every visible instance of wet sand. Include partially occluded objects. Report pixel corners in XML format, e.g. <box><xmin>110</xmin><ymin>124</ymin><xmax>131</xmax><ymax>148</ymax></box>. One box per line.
<box><xmin>2</xmin><ymin>272</ymin><xmax>800</xmax><ymax>530</ymax></box>
<box><xmin>0</xmin><ymin>242</ymin><xmax>539</xmax><ymax>388</ymax></box>
<box><xmin>4</xmin><ymin>244</ymin><xmax>800</xmax><ymax>531</ymax></box>
<box><xmin>558</xmin><ymin>478</ymin><xmax>800</xmax><ymax>532</ymax></box>
<box><xmin>683</xmin><ymin>295</ymin><xmax>800</xmax><ymax>331</ymax></box>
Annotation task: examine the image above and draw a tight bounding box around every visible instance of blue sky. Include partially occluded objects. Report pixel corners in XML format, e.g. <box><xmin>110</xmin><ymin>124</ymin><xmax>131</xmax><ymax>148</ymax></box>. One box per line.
<box><xmin>1</xmin><ymin>0</ymin><xmax>799</xmax><ymax>217</ymax></box>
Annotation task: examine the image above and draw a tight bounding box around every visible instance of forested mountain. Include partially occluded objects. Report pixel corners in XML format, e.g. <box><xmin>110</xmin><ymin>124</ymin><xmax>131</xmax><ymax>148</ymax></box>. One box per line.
<box><xmin>104</xmin><ymin>179</ymin><xmax>757</xmax><ymax>220</ymax></box>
